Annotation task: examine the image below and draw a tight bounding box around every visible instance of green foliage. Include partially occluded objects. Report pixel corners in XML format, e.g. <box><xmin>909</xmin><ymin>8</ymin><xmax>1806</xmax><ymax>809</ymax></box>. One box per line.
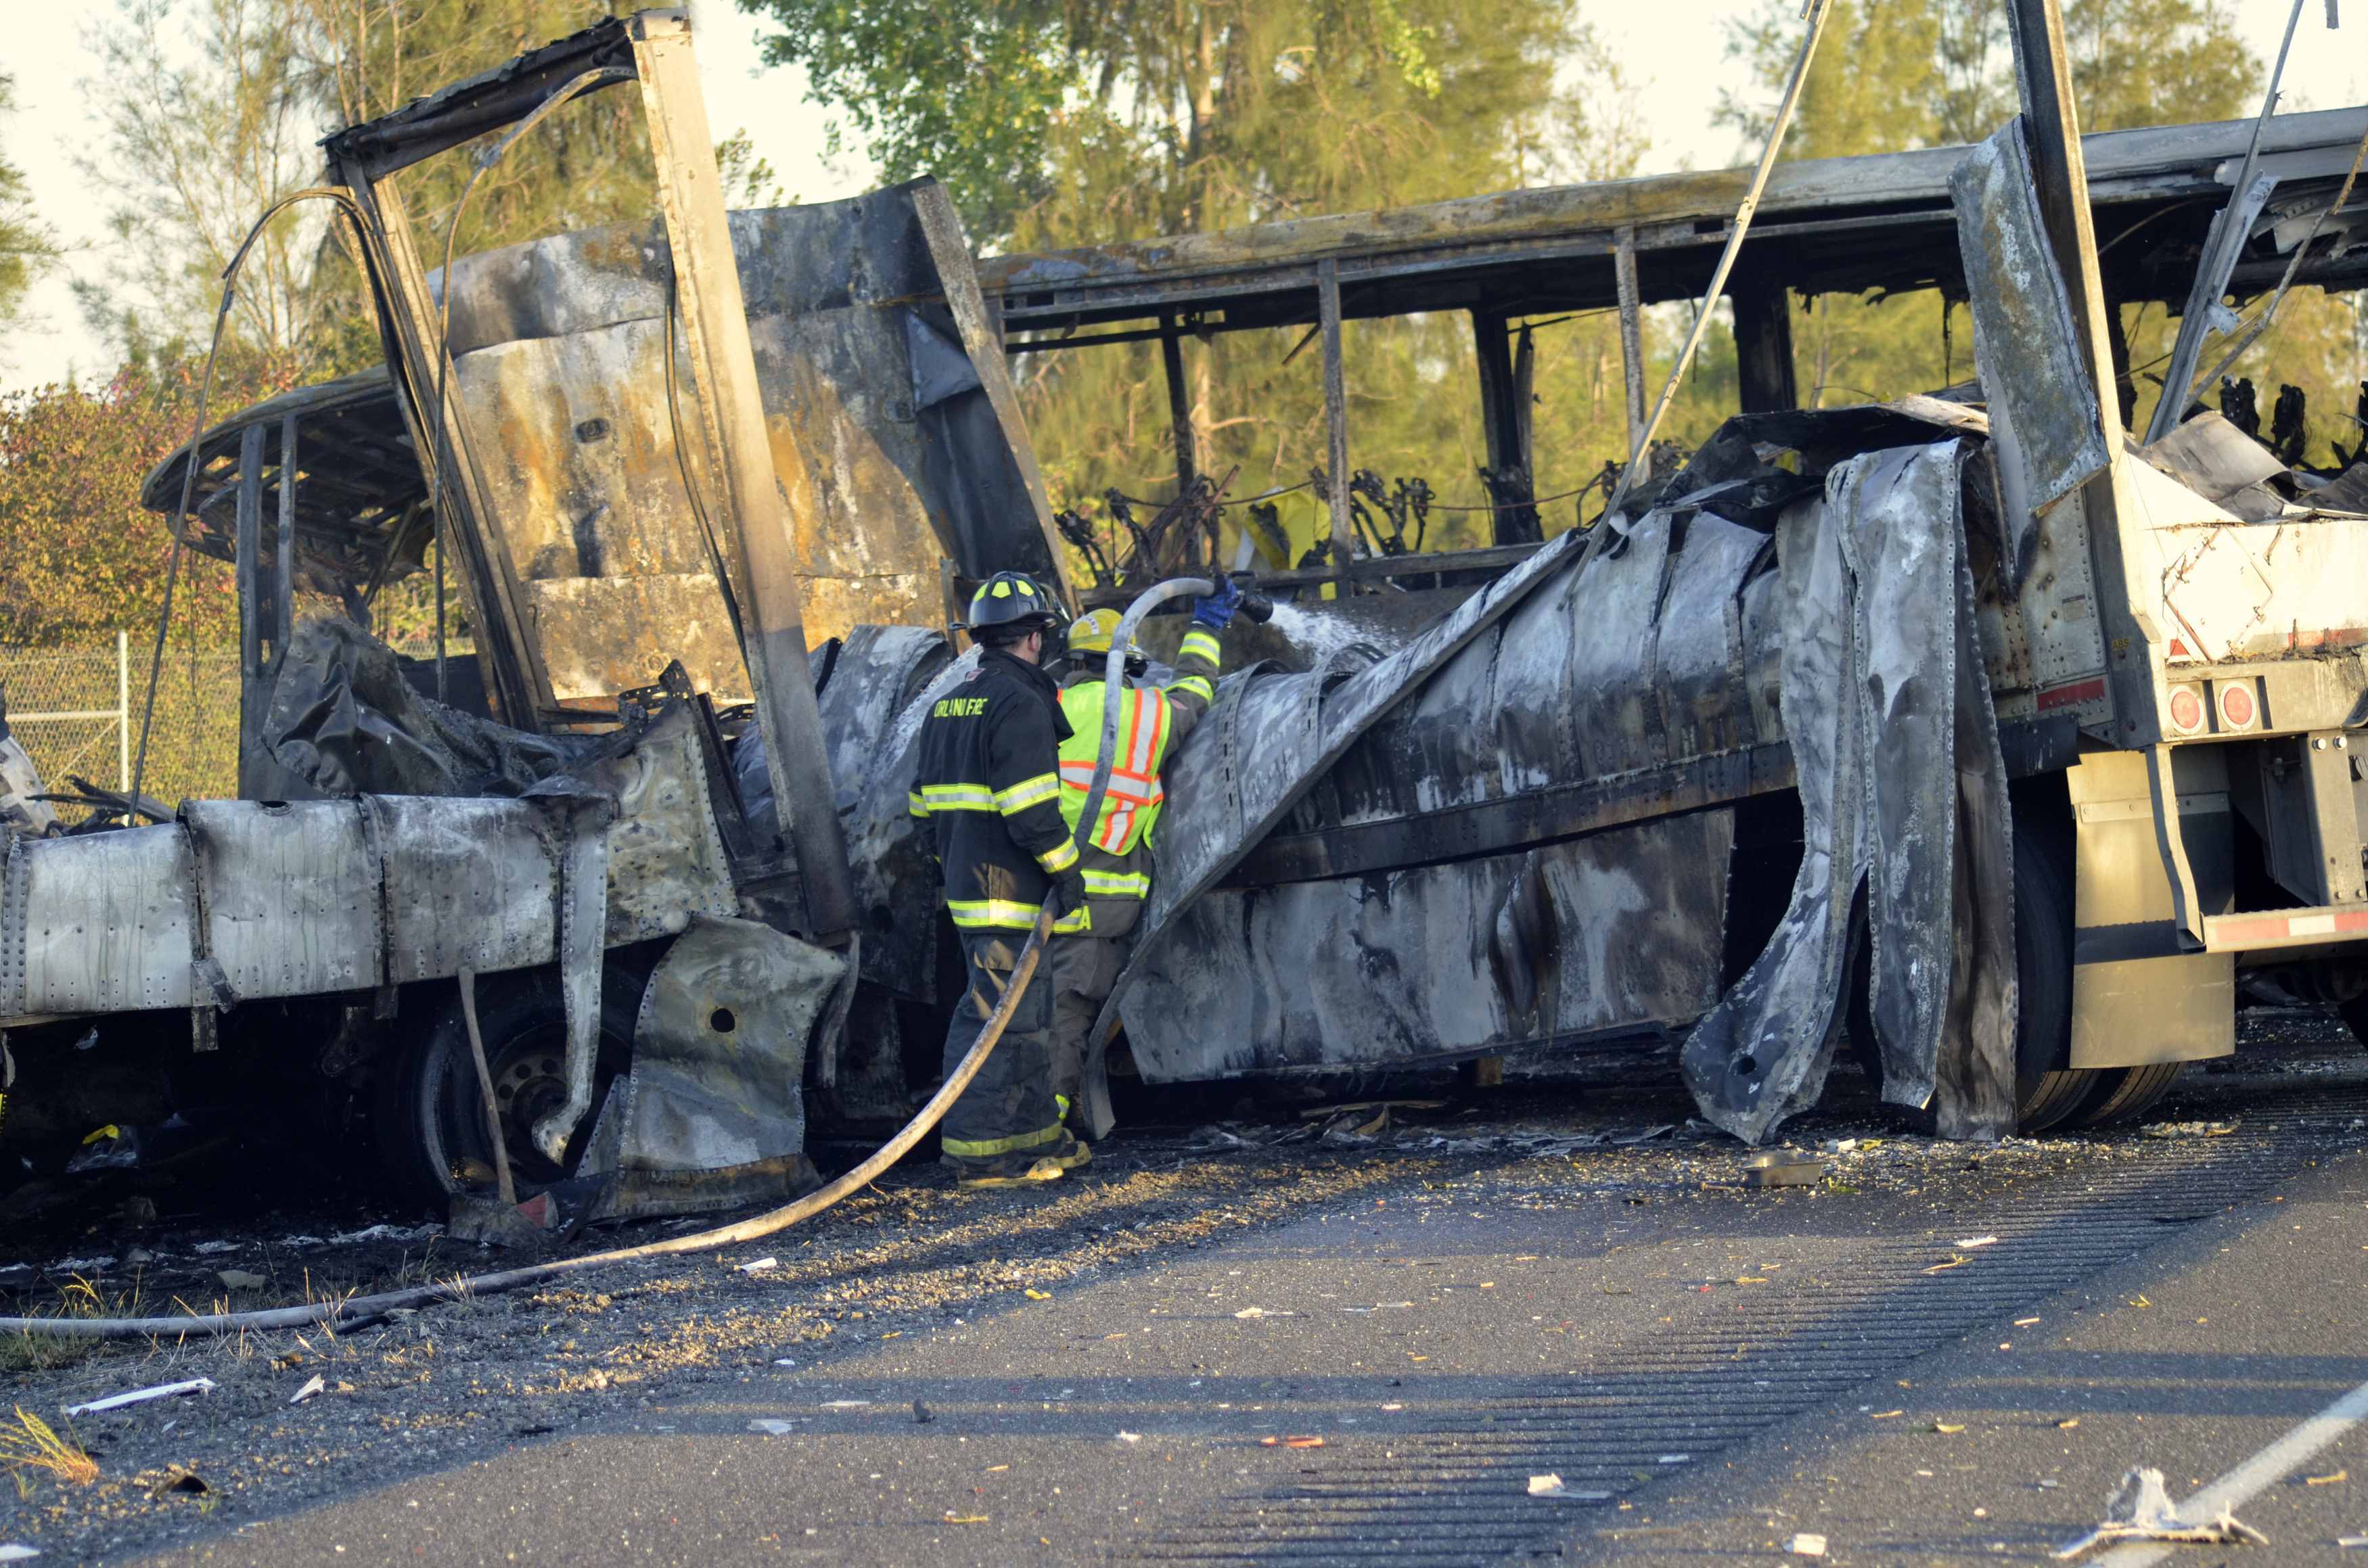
<box><xmin>0</xmin><ymin>354</ymin><xmax>301</xmax><ymax>645</ymax></box>
<box><xmin>1714</xmin><ymin>0</ymin><xmax>2354</xmax><ymax>453</ymax></box>
<box><xmin>742</xmin><ymin>0</ymin><xmax>1595</xmax><ymax>249</ymax></box>
<box><xmin>748</xmin><ymin>0</ymin><xmax>1645</xmax><ymax>541</ymax></box>
<box><xmin>80</xmin><ymin>0</ymin><xmax>660</xmax><ymax>378</ymax></box>
<box><xmin>0</xmin><ymin>74</ymin><xmax>58</xmax><ymax>349</ymax></box>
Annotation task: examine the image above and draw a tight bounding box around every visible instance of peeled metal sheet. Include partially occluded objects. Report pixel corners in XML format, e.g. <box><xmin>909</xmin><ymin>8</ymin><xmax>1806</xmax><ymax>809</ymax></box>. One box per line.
<box><xmin>1677</xmin><ymin>476</ymin><xmax>1863</xmax><ymax>1140</ymax></box>
<box><xmin>1679</xmin><ymin>442</ymin><xmax>2018</xmax><ymax>1143</ymax></box>
<box><xmin>560</xmin><ymin>706</ymin><xmax>737</xmax><ymax>945</ymax></box>
<box><xmin>9</xmin><ymin>826</ymin><xmax>196</xmax><ymax>1016</ymax></box>
<box><xmin>180</xmin><ymin>800</ymin><xmax>381</xmax><ymax>1001</ymax></box>
<box><xmin>1952</xmin><ymin>119</ymin><xmax>2112</xmax><ymax>569</ymax></box>
<box><xmin>586</xmin><ymin>915</ymin><xmax>844</xmax><ymax>1218</ymax></box>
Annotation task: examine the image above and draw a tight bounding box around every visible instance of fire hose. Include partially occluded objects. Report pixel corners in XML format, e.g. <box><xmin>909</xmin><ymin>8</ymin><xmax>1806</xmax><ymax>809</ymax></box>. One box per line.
<box><xmin>0</xmin><ymin>577</ymin><xmax>1242</xmax><ymax>1341</ymax></box>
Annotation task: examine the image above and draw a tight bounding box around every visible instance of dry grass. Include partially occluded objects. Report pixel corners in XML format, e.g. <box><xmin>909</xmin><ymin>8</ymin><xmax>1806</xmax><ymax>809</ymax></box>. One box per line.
<box><xmin>1</xmin><ymin>1405</ymin><xmax>98</xmax><ymax>1496</ymax></box>
<box><xmin>0</xmin><ymin>1272</ymin><xmax>146</xmax><ymax>1373</ymax></box>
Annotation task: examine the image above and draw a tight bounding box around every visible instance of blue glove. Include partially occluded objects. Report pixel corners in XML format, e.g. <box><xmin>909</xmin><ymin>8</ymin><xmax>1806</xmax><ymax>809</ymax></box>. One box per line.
<box><xmin>1191</xmin><ymin>576</ymin><xmax>1244</xmax><ymax>630</ymax></box>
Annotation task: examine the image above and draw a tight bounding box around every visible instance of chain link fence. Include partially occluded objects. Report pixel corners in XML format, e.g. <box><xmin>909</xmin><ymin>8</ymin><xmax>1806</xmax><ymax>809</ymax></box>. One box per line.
<box><xmin>0</xmin><ymin>638</ymin><xmax>240</xmax><ymax>819</ymax></box>
<box><xmin>0</xmin><ymin>635</ymin><xmax>472</xmax><ymax>823</ymax></box>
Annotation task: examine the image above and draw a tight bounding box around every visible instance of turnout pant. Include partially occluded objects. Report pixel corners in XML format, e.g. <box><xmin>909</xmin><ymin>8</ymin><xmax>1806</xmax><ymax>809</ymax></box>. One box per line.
<box><xmin>938</xmin><ymin>928</ymin><xmax>1064</xmax><ymax>1167</ymax></box>
<box><xmin>1048</xmin><ymin>896</ymin><xmax>1142</xmax><ymax>1111</ymax></box>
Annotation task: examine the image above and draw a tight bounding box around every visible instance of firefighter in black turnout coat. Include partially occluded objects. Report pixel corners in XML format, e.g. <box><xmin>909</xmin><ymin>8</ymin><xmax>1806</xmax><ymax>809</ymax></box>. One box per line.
<box><xmin>909</xmin><ymin>571</ymin><xmax>1094</xmax><ymax>1189</ymax></box>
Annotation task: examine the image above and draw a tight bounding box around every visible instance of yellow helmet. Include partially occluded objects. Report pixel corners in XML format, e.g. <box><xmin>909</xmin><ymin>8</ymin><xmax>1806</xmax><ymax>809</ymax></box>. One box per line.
<box><xmin>1066</xmin><ymin>608</ymin><xmax>1147</xmax><ymax>676</ymax></box>
<box><xmin>1065</xmin><ymin>609</ymin><xmax>1128</xmax><ymax>658</ymax></box>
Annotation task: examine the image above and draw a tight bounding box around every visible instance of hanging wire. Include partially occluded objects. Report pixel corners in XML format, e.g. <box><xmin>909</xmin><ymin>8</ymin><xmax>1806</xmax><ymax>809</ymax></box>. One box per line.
<box><xmin>133</xmin><ymin>186</ymin><xmax>370</xmax><ymax>816</ymax></box>
<box><xmin>424</xmin><ymin>66</ymin><xmax>635</xmax><ymax>704</ymax></box>
<box><xmin>1597</xmin><ymin>0</ymin><xmax>1834</xmax><ymax>532</ymax></box>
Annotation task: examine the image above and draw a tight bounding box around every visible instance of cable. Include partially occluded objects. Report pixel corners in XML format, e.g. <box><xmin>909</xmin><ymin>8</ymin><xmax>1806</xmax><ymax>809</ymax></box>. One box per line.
<box><xmin>133</xmin><ymin>186</ymin><xmax>371</xmax><ymax>814</ymax></box>
<box><xmin>664</xmin><ymin>273</ymin><xmax>748</xmax><ymax>651</ymax></box>
<box><xmin>422</xmin><ymin>66</ymin><xmax>634</xmax><ymax>708</ymax></box>
<box><xmin>1599</xmin><ymin>0</ymin><xmax>1832</xmax><ymax>530</ymax></box>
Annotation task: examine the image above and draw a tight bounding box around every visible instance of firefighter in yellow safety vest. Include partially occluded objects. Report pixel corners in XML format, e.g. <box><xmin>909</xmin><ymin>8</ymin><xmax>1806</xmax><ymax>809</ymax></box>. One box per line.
<box><xmin>1046</xmin><ymin>578</ymin><xmax>1239</xmax><ymax>1120</ymax></box>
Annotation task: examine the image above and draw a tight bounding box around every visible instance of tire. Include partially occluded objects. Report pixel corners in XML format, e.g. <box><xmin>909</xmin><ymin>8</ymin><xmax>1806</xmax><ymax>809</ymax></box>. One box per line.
<box><xmin>2010</xmin><ymin>800</ymin><xmax>2096</xmax><ymax>1135</ymax></box>
<box><xmin>1854</xmin><ymin>805</ymin><xmax>2089</xmax><ymax>1133</ymax></box>
<box><xmin>2068</xmin><ymin>1060</ymin><xmax>2187</xmax><ymax>1127</ymax></box>
<box><xmin>375</xmin><ymin>966</ymin><xmax>643</xmax><ymax>1206</ymax></box>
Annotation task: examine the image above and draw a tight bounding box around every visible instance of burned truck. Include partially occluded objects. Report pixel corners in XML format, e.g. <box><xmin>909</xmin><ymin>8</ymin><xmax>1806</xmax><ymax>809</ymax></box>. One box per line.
<box><xmin>6</xmin><ymin>10</ymin><xmax>2368</xmax><ymax>1218</ymax></box>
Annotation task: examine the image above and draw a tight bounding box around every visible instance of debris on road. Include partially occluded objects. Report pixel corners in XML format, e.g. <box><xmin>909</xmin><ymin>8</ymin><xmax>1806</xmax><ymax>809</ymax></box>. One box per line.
<box><xmin>2055</xmin><ymin>1467</ymin><xmax>2268</xmax><ymax>1557</ymax></box>
<box><xmin>61</xmin><ymin>1378</ymin><xmax>215</xmax><ymax>1416</ymax></box>
<box><xmin>2144</xmin><ymin>1122</ymin><xmax>2239</xmax><ymax>1138</ymax></box>
<box><xmin>289</xmin><ymin>1375</ymin><xmax>325</xmax><ymax>1405</ymax></box>
<box><xmin>1528</xmin><ymin>1475</ymin><xmax>1566</xmax><ymax>1496</ymax></box>
<box><xmin>911</xmin><ymin>1400</ymin><xmax>932</xmax><ymax>1424</ymax></box>
<box><xmin>1788</xmin><ymin>1534</ymin><xmax>1829</xmax><ymax>1558</ymax></box>
<box><xmin>0</xmin><ymin>1546</ymin><xmax>39</xmax><ymax>1561</ymax></box>
<box><xmin>737</xmin><ymin>1257</ymin><xmax>779</xmax><ymax>1274</ymax></box>
<box><xmin>1261</xmin><ymin>1435</ymin><xmax>1325</xmax><ymax>1449</ymax></box>
<box><xmin>748</xmin><ymin>1419</ymin><xmax>796</xmax><ymax>1435</ymax></box>
<box><xmin>1741</xmin><ymin>1153</ymin><xmax>1823</xmax><ymax>1189</ymax></box>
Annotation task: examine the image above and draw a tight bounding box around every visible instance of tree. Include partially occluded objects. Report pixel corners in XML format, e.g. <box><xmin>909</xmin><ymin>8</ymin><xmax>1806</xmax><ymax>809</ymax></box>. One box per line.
<box><xmin>77</xmin><ymin>0</ymin><xmax>661</xmax><ymax>379</ymax></box>
<box><xmin>0</xmin><ymin>73</ymin><xmax>59</xmax><ymax>354</ymax></box>
<box><xmin>0</xmin><ymin>352</ymin><xmax>300</xmax><ymax>646</ymax></box>
<box><xmin>1714</xmin><ymin>0</ymin><xmax>2323</xmax><ymax>441</ymax></box>
<box><xmin>744</xmin><ymin>0</ymin><xmax>1648</xmax><ymax>543</ymax></box>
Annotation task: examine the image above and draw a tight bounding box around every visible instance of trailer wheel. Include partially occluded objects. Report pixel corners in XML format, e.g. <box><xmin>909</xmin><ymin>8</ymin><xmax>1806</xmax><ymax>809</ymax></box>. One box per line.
<box><xmin>2066</xmin><ymin>1060</ymin><xmax>2187</xmax><ymax>1127</ymax></box>
<box><xmin>375</xmin><ymin>967</ymin><xmax>641</xmax><ymax>1207</ymax></box>
<box><xmin>2009</xmin><ymin>798</ymin><xmax>2095</xmax><ymax>1134</ymax></box>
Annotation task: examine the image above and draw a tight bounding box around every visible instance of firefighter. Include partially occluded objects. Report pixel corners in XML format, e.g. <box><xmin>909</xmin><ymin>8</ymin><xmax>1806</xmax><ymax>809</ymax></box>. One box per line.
<box><xmin>909</xmin><ymin>570</ymin><xmax>1092</xmax><ymax>1190</ymax></box>
<box><xmin>1046</xmin><ymin>577</ymin><xmax>1241</xmax><ymax>1125</ymax></box>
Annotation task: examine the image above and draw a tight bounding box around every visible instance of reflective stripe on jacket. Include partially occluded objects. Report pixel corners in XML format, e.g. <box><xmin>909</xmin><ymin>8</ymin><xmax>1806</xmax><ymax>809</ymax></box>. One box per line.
<box><xmin>1053</xmin><ymin>625</ymin><xmax>1222</xmax><ymax>868</ymax></box>
<box><xmin>909</xmin><ymin>647</ymin><xmax>1087</xmax><ymax>933</ymax></box>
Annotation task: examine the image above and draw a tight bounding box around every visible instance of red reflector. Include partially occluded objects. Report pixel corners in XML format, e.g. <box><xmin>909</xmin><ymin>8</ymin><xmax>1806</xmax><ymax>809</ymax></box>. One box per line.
<box><xmin>2168</xmin><ymin>687</ymin><xmax>2204</xmax><ymax>733</ymax></box>
<box><xmin>2219</xmin><ymin>682</ymin><xmax>2256</xmax><ymax>729</ymax></box>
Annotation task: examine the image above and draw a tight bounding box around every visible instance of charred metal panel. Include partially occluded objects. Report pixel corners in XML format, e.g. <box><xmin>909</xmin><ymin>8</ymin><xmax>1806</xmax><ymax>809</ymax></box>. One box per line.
<box><xmin>735</xmin><ymin>626</ymin><xmax>957</xmax><ymax>998</ymax></box>
<box><xmin>9</xmin><ymin>827</ymin><xmax>196</xmax><ymax>1016</ymax></box>
<box><xmin>552</xmin><ymin>706</ymin><xmax>737</xmax><ymax>945</ymax></box>
<box><xmin>180</xmin><ymin>800</ymin><xmax>382</xmax><ymax>1001</ymax></box>
<box><xmin>431</xmin><ymin>181</ymin><xmax>1062</xmax><ymax>693</ymax></box>
<box><xmin>585</xmin><ymin>914</ymin><xmax>840</xmax><ymax>1217</ymax></box>
<box><xmin>817</xmin><ymin>626</ymin><xmax>957</xmax><ymax>998</ymax></box>
<box><xmin>1103</xmin><ymin>410</ymin><xmax>1982</xmax><ymax>1119</ymax></box>
<box><xmin>1953</xmin><ymin>119</ymin><xmax>2112</xmax><ymax>566</ymax></box>
<box><xmin>1680</xmin><ymin>443</ymin><xmax>2017</xmax><ymax>1143</ymax></box>
<box><xmin>367</xmin><ymin>796</ymin><xmax>561</xmax><ymax>983</ymax></box>
<box><xmin>1120</xmin><ymin>812</ymin><xmax>1731</xmax><ymax>1079</ymax></box>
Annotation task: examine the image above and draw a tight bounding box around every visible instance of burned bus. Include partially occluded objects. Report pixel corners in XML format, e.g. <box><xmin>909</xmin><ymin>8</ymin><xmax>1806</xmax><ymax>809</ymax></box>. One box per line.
<box><xmin>4</xmin><ymin>9</ymin><xmax>2367</xmax><ymax>1218</ymax></box>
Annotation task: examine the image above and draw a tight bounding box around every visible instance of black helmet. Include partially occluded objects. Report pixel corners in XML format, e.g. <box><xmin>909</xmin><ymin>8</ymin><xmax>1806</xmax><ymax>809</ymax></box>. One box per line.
<box><xmin>963</xmin><ymin>571</ymin><xmax>1063</xmax><ymax>643</ymax></box>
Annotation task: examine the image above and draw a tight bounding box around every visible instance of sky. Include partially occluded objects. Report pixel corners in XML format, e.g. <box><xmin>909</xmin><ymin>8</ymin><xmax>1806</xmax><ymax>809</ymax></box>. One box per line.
<box><xmin>3</xmin><ymin>1</ymin><xmax>2363</xmax><ymax>396</ymax></box>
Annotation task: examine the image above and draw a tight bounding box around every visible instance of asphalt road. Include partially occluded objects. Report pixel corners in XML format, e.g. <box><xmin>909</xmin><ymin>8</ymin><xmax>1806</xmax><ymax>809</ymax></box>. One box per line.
<box><xmin>107</xmin><ymin>1061</ymin><xmax>2368</xmax><ymax>1567</ymax></box>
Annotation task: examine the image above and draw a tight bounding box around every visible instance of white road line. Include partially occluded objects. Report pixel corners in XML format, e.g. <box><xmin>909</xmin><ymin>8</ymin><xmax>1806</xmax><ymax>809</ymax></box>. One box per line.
<box><xmin>2099</xmin><ymin>1377</ymin><xmax>2368</xmax><ymax>1565</ymax></box>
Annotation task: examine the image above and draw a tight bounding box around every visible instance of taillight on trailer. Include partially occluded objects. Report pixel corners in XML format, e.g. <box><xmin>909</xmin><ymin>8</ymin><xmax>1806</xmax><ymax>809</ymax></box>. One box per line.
<box><xmin>2167</xmin><ymin>685</ymin><xmax>2206</xmax><ymax>734</ymax></box>
<box><xmin>2218</xmin><ymin>681</ymin><xmax>2258</xmax><ymax>731</ymax></box>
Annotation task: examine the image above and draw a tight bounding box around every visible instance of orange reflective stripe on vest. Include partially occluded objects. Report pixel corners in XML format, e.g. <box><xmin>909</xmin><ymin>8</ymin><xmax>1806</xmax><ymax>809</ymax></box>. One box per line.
<box><xmin>1055</xmin><ymin>680</ymin><xmax>1170</xmax><ymax>856</ymax></box>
